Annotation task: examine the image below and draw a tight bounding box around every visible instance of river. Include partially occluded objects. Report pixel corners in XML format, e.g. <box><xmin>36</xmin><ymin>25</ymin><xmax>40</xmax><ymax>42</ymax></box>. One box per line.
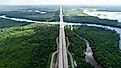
<box><xmin>83</xmin><ymin>38</ymin><xmax>102</xmax><ymax>68</ymax></box>
<box><xmin>65</xmin><ymin>22</ymin><xmax>121</xmax><ymax>49</ymax></box>
<box><xmin>0</xmin><ymin>15</ymin><xmax>121</xmax><ymax>49</ymax></box>
<box><xmin>0</xmin><ymin>15</ymin><xmax>121</xmax><ymax>68</ymax></box>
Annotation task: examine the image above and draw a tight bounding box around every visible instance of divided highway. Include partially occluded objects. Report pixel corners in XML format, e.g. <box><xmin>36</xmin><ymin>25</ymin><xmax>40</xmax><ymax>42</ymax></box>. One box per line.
<box><xmin>58</xmin><ymin>6</ymin><xmax>68</xmax><ymax>68</ymax></box>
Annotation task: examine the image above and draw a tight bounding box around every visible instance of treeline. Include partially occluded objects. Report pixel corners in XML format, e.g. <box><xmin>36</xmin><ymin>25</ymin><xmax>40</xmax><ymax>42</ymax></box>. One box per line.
<box><xmin>74</xmin><ymin>25</ymin><xmax>121</xmax><ymax>68</ymax></box>
<box><xmin>0</xmin><ymin>10</ymin><xmax>59</xmax><ymax>22</ymax></box>
<box><xmin>64</xmin><ymin>16</ymin><xmax>121</xmax><ymax>28</ymax></box>
<box><xmin>0</xmin><ymin>18</ymin><xmax>31</xmax><ymax>28</ymax></box>
<box><xmin>0</xmin><ymin>23</ymin><xmax>58</xmax><ymax>68</ymax></box>
<box><xmin>65</xmin><ymin>26</ymin><xmax>94</xmax><ymax>68</ymax></box>
<box><xmin>63</xmin><ymin>9</ymin><xmax>88</xmax><ymax>16</ymax></box>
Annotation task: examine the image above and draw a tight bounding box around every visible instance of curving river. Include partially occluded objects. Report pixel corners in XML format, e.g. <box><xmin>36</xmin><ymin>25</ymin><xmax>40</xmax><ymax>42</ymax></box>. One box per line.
<box><xmin>0</xmin><ymin>15</ymin><xmax>121</xmax><ymax>49</ymax></box>
<box><xmin>65</xmin><ymin>22</ymin><xmax>121</xmax><ymax>49</ymax></box>
<box><xmin>0</xmin><ymin>15</ymin><xmax>121</xmax><ymax>68</ymax></box>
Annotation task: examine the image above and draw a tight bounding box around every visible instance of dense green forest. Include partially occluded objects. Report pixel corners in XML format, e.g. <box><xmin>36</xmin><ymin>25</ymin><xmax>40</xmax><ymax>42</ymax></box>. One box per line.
<box><xmin>64</xmin><ymin>16</ymin><xmax>121</xmax><ymax>28</ymax></box>
<box><xmin>0</xmin><ymin>18</ymin><xmax>31</xmax><ymax>28</ymax></box>
<box><xmin>73</xmin><ymin>25</ymin><xmax>121</xmax><ymax>68</ymax></box>
<box><xmin>0</xmin><ymin>18</ymin><xmax>58</xmax><ymax>67</ymax></box>
<box><xmin>1</xmin><ymin>6</ymin><xmax>121</xmax><ymax>68</ymax></box>
<box><xmin>65</xmin><ymin>26</ymin><xmax>94</xmax><ymax>68</ymax></box>
<box><xmin>0</xmin><ymin>10</ymin><xmax>59</xmax><ymax>22</ymax></box>
<box><xmin>0</xmin><ymin>6</ymin><xmax>59</xmax><ymax>22</ymax></box>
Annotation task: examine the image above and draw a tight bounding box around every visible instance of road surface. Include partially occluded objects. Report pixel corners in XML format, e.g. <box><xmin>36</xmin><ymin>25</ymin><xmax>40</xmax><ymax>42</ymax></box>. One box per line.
<box><xmin>58</xmin><ymin>6</ymin><xmax>68</xmax><ymax>68</ymax></box>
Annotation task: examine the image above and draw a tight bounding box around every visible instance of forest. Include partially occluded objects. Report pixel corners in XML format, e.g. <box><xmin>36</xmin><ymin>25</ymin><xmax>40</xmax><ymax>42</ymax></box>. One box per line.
<box><xmin>0</xmin><ymin>18</ymin><xmax>31</xmax><ymax>28</ymax></box>
<box><xmin>0</xmin><ymin>6</ymin><xmax>59</xmax><ymax>22</ymax></box>
<box><xmin>73</xmin><ymin>25</ymin><xmax>121</xmax><ymax>68</ymax></box>
<box><xmin>0</xmin><ymin>6</ymin><xmax>121</xmax><ymax>68</ymax></box>
<box><xmin>65</xmin><ymin>26</ymin><xmax>94</xmax><ymax>68</ymax></box>
<box><xmin>0</xmin><ymin>18</ymin><xmax>59</xmax><ymax>68</ymax></box>
<box><xmin>64</xmin><ymin>16</ymin><xmax>121</xmax><ymax>28</ymax></box>
<box><xmin>0</xmin><ymin>11</ymin><xmax>59</xmax><ymax>22</ymax></box>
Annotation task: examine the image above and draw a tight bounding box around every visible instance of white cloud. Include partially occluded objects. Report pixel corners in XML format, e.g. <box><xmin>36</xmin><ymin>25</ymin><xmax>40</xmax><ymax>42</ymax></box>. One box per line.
<box><xmin>0</xmin><ymin>0</ymin><xmax>121</xmax><ymax>5</ymax></box>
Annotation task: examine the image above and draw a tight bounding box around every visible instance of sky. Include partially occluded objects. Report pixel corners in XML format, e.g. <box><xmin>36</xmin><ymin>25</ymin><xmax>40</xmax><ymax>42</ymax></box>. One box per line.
<box><xmin>0</xmin><ymin>0</ymin><xmax>121</xmax><ymax>5</ymax></box>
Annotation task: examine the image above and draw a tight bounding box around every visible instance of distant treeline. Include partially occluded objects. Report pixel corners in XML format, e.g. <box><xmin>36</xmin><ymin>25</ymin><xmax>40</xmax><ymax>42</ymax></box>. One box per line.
<box><xmin>0</xmin><ymin>18</ymin><xmax>32</xmax><ymax>28</ymax></box>
<box><xmin>0</xmin><ymin>10</ymin><xmax>59</xmax><ymax>22</ymax></box>
<box><xmin>64</xmin><ymin>16</ymin><xmax>121</xmax><ymax>28</ymax></box>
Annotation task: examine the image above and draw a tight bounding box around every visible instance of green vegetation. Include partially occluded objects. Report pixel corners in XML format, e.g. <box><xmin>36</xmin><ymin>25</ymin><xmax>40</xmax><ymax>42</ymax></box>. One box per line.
<box><xmin>0</xmin><ymin>6</ymin><xmax>59</xmax><ymax>22</ymax></box>
<box><xmin>63</xmin><ymin>9</ymin><xmax>88</xmax><ymax>16</ymax></box>
<box><xmin>65</xmin><ymin>26</ymin><xmax>93</xmax><ymax>68</ymax></box>
<box><xmin>0</xmin><ymin>18</ymin><xmax>31</xmax><ymax>28</ymax></box>
<box><xmin>1</xmin><ymin>6</ymin><xmax>121</xmax><ymax>68</ymax></box>
<box><xmin>0</xmin><ymin>10</ymin><xmax>59</xmax><ymax>22</ymax></box>
<box><xmin>63</xmin><ymin>8</ymin><xmax>121</xmax><ymax>28</ymax></box>
<box><xmin>73</xmin><ymin>25</ymin><xmax>121</xmax><ymax>68</ymax></box>
<box><xmin>0</xmin><ymin>18</ymin><xmax>58</xmax><ymax>68</ymax></box>
<box><xmin>63</xmin><ymin>16</ymin><xmax>121</xmax><ymax>28</ymax></box>
<box><xmin>0</xmin><ymin>7</ymin><xmax>21</xmax><ymax>11</ymax></box>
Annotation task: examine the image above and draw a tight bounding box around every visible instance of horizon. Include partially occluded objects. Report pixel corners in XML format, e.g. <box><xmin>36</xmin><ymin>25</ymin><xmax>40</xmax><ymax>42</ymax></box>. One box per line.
<box><xmin>0</xmin><ymin>0</ymin><xmax>121</xmax><ymax>5</ymax></box>
<box><xmin>1</xmin><ymin>4</ymin><xmax>121</xmax><ymax>6</ymax></box>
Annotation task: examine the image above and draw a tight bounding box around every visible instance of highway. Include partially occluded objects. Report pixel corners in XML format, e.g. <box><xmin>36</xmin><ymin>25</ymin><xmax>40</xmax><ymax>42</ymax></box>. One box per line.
<box><xmin>58</xmin><ymin>6</ymin><xmax>68</xmax><ymax>68</ymax></box>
